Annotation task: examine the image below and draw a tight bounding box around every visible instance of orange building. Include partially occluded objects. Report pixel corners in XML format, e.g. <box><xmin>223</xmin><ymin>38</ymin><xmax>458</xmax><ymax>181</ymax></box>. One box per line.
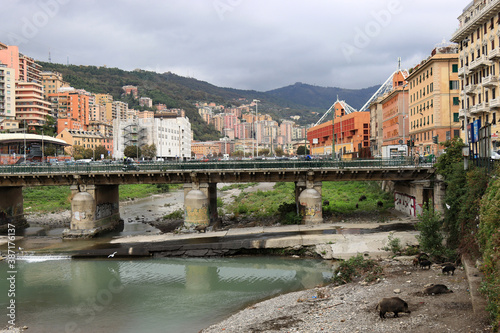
<box><xmin>381</xmin><ymin>87</ymin><xmax>409</xmax><ymax>146</ymax></box>
<box><xmin>48</xmin><ymin>90</ymin><xmax>91</xmax><ymax>133</ymax></box>
<box><xmin>307</xmin><ymin>100</ymin><xmax>370</xmax><ymax>158</ymax></box>
<box><xmin>15</xmin><ymin>82</ymin><xmax>51</xmax><ymax>129</ymax></box>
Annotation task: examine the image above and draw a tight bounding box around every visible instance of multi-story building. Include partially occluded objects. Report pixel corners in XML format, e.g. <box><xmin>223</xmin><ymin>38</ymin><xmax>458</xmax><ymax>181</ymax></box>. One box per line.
<box><xmin>94</xmin><ymin>93</ymin><xmax>113</xmax><ymax>106</ymax></box>
<box><xmin>41</xmin><ymin>71</ymin><xmax>69</xmax><ymax>99</ymax></box>
<box><xmin>307</xmin><ymin>100</ymin><xmax>370</xmax><ymax>158</ymax></box>
<box><xmin>0</xmin><ymin>64</ymin><xmax>17</xmax><ymax>130</ymax></box>
<box><xmin>407</xmin><ymin>44</ymin><xmax>461</xmax><ymax>156</ymax></box>
<box><xmin>56</xmin><ymin>128</ymin><xmax>111</xmax><ymax>157</ymax></box>
<box><xmin>368</xmin><ymin>70</ymin><xmax>409</xmax><ymax>157</ymax></box>
<box><xmin>139</xmin><ymin>97</ymin><xmax>152</xmax><ymax>108</ymax></box>
<box><xmin>122</xmin><ymin>85</ymin><xmax>138</xmax><ymax>98</ymax></box>
<box><xmin>48</xmin><ymin>89</ymin><xmax>91</xmax><ymax>133</ymax></box>
<box><xmin>105</xmin><ymin>101</ymin><xmax>128</xmax><ymax>120</ymax></box>
<box><xmin>113</xmin><ymin>115</ymin><xmax>191</xmax><ymax>161</ymax></box>
<box><xmin>451</xmin><ymin>0</ymin><xmax>500</xmax><ymax>156</ymax></box>
<box><xmin>15</xmin><ymin>81</ymin><xmax>51</xmax><ymax>129</ymax></box>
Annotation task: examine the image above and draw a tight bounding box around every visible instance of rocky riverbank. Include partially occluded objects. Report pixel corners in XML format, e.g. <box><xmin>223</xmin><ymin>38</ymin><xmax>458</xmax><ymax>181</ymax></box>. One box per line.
<box><xmin>201</xmin><ymin>257</ymin><xmax>492</xmax><ymax>333</ymax></box>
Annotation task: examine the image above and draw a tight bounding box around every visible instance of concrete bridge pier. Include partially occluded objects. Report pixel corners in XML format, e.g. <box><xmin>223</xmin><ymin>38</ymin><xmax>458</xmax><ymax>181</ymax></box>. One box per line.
<box><xmin>63</xmin><ymin>184</ymin><xmax>122</xmax><ymax>238</ymax></box>
<box><xmin>183</xmin><ymin>183</ymin><xmax>218</xmax><ymax>229</ymax></box>
<box><xmin>393</xmin><ymin>178</ymin><xmax>445</xmax><ymax>217</ymax></box>
<box><xmin>296</xmin><ymin>180</ymin><xmax>323</xmax><ymax>225</ymax></box>
<box><xmin>0</xmin><ymin>186</ymin><xmax>28</xmax><ymax>233</ymax></box>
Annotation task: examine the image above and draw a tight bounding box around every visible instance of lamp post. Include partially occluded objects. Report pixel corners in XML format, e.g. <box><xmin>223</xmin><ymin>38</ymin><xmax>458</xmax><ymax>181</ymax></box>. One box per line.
<box><xmin>42</xmin><ymin>129</ymin><xmax>44</xmax><ymax>163</ymax></box>
<box><xmin>23</xmin><ymin>120</ymin><xmax>26</xmax><ymax>162</ymax></box>
<box><xmin>253</xmin><ymin>99</ymin><xmax>260</xmax><ymax>157</ymax></box>
<box><xmin>402</xmin><ymin>84</ymin><xmax>408</xmax><ymax>156</ymax></box>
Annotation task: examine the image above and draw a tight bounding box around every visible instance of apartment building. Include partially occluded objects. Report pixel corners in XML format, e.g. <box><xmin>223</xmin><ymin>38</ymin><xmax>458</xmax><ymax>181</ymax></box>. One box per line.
<box><xmin>139</xmin><ymin>97</ymin><xmax>152</xmax><ymax>108</ymax></box>
<box><xmin>15</xmin><ymin>81</ymin><xmax>51</xmax><ymax>129</ymax></box>
<box><xmin>95</xmin><ymin>93</ymin><xmax>113</xmax><ymax>106</ymax></box>
<box><xmin>113</xmin><ymin>116</ymin><xmax>192</xmax><ymax>160</ymax></box>
<box><xmin>407</xmin><ymin>44</ymin><xmax>461</xmax><ymax>156</ymax></box>
<box><xmin>56</xmin><ymin>128</ymin><xmax>111</xmax><ymax>156</ymax></box>
<box><xmin>41</xmin><ymin>71</ymin><xmax>69</xmax><ymax>99</ymax></box>
<box><xmin>48</xmin><ymin>89</ymin><xmax>91</xmax><ymax>133</ymax></box>
<box><xmin>451</xmin><ymin>0</ymin><xmax>500</xmax><ymax>155</ymax></box>
<box><xmin>0</xmin><ymin>64</ymin><xmax>17</xmax><ymax>130</ymax></box>
<box><xmin>122</xmin><ymin>85</ymin><xmax>138</xmax><ymax>98</ymax></box>
<box><xmin>105</xmin><ymin>101</ymin><xmax>128</xmax><ymax>120</ymax></box>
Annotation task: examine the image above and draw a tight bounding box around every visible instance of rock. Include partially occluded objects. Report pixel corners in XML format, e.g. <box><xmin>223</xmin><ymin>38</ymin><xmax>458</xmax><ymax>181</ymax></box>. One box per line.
<box><xmin>394</xmin><ymin>289</ymin><xmax>401</xmax><ymax>294</ymax></box>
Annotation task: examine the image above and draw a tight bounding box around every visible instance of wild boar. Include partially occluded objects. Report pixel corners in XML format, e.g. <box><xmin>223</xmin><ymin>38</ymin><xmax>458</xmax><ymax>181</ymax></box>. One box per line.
<box><xmin>442</xmin><ymin>265</ymin><xmax>456</xmax><ymax>276</ymax></box>
<box><xmin>376</xmin><ymin>297</ymin><xmax>411</xmax><ymax>319</ymax></box>
<box><xmin>423</xmin><ymin>284</ymin><xmax>453</xmax><ymax>295</ymax></box>
<box><xmin>419</xmin><ymin>259</ymin><xmax>432</xmax><ymax>269</ymax></box>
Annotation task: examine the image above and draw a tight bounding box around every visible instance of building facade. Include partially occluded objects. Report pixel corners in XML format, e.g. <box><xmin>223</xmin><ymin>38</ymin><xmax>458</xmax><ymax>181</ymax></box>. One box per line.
<box><xmin>451</xmin><ymin>0</ymin><xmax>500</xmax><ymax>155</ymax></box>
<box><xmin>407</xmin><ymin>45</ymin><xmax>461</xmax><ymax>156</ymax></box>
<box><xmin>0</xmin><ymin>64</ymin><xmax>17</xmax><ymax>129</ymax></box>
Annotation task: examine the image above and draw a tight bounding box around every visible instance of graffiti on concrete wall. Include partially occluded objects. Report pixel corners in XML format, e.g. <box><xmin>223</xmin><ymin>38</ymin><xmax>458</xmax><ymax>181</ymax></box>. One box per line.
<box><xmin>394</xmin><ymin>192</ymin><xmax>416</xmax><ymax>216</ymax></box>
<box><xmin>95</xmin><ymin>203</ymin><xmax>118</xmax><ymax>220</ymax></box>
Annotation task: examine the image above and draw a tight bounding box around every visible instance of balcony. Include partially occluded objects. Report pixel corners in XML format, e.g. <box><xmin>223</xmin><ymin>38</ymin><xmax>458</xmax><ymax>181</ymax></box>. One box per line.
<box><xmin>451</xmin><ymin>0</ymin><xmax>500</xmax><ymax>42</ymax></box>
<box><xmin>482</xmin><ymin>75</ymin><xmax>499</xmax><ymax>87</ymax></box>
<box><xmin>464</xmin><ymin>84</ymin><xmax>477</xmax><ymax>95</ymax></box>
<box><xmin>488</xmin><ymin>47</ymin><xmax>500</xmax><ymax>60</ymax></box>
<box><xmin>470</xmin><ymin>102</ymin><xmax>489</xmax><ymax>114</ymax></box>
<box><xmin>458</xmin><ymin>65</ymin><xmax>469</xmax><ymax>77</ymax></box>
<box><xmin>490</xmin><ymin>98</ymin><xmax>500</xmax><ymax>109</ymax></box>
<box><xmin>469</xmin><ymin>55</ymin><xmax>492</xmax><ymax>70</ymax></box>
<box><xmin>459</xmin><ymin>108</ymin><xmax>467</xmax><ymax>118</ymax></box>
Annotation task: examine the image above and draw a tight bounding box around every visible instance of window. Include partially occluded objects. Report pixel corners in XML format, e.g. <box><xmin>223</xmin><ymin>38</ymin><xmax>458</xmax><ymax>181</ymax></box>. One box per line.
<box><xmin>453</xmin><ymin>97</ymin><xmax>460</xmax><ymax>105</ymax></box>
<box><xmin>452</xmin><ymin>64</ymin><xmax>458</xmax><ymax>72</ymax></box>
<box><xmin>449</xmin><ymin>80</ymin><xmax>459</xmax><ymax>90</ymax></box>
<box><xmin>453</xmin><ymin>113</ymin><xmax>460</xmax><ymax>122</ymax></box>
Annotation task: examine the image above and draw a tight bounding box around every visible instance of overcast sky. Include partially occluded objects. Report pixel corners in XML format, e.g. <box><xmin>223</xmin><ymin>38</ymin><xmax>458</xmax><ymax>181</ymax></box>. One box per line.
<box><xmin>2</xmin><ymin>0</ymin><xmax>469</xmax><ymax>91</ymax></box>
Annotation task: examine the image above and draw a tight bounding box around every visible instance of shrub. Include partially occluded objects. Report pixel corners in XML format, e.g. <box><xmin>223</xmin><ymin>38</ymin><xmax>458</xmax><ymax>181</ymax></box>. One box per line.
<box><xmin>163</xmin><ymin>209</ymin><xmax>183</xmax><ymax>220</ymax></box>
<box><xmin>381</xmin><ymin>232</ymin><xmax>402</xmax><ymax>255</ymax></box>
<box><xmin>332</xmin><ymin>253</ymin><xmax>383</xmax><ymax>285</ymax></box>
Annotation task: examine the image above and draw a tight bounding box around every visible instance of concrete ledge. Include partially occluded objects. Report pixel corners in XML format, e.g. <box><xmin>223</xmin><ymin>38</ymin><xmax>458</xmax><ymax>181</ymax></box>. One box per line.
<box><xmin>462</xmin><ymin>255</ymin><xmax>489</xmax><ymax>321</ymax></box>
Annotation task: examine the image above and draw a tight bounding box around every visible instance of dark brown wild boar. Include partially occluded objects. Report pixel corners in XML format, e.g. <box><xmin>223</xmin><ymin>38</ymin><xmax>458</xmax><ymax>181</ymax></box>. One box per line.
<box><xmin>376</xmin><ymin>297</ymin><xmax>411</xmax><ymax>319</ymax></box>
<box><xmin>423</xmin><ymin>284</ymin><xmax>453</xmax><ymax>295</ymax></box>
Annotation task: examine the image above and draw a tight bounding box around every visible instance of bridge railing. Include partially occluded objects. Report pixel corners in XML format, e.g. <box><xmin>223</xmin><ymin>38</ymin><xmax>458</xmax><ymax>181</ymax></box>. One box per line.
<box><xmin>0</xmin><ymin>157</ymin><xmax>435</xmax><ymax>175</ymax></box>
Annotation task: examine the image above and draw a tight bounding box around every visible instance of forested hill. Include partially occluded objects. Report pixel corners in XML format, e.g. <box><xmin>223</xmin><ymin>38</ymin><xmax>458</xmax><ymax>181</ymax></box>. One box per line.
<box><xmin>39</xmin><ymin>62</ymin><xmax>379</xmax><ymax>139</ymax></box>
<box><xmin>265</xmin><ymin>82</ymin><xmax>380</xmax><ymax>111</ymax></box>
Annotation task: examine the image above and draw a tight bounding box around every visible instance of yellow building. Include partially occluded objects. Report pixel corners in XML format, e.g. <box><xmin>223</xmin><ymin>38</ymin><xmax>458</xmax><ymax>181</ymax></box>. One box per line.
<box><xmin>407</xmin><ymin>44</ymin><xmax>461</xmax><ymax>156</ymax></box>
<box><xmin>40</xmin><ymin>71</ymin><xmax>69</xmax><ymax>100</ymax></box>
<box><xmin>451</xmin><ymin>0</ymin><xmax>500</xmax><ymax>155</ymax></box>
<box><xmin>56</xmin><ymin>128</ymin><xmax>109</xmax><ymax>155</ymax></box>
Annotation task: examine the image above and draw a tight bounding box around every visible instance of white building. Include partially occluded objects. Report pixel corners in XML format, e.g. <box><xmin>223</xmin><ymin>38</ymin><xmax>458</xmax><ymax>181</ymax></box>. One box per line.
<box><xmin>113</xmin><ymin>116</ymin><xmax>191</xmax><ymax>160</ymax></box>
<box><xmin>0</xmin><ymin>64</ymin><xmax>17</xmax><ymax>130</ymax></box>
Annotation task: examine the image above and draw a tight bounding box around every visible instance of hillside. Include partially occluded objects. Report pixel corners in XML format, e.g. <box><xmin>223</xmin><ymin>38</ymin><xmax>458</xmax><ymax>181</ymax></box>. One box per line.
<box><xmin>266</xmin><ymin>82</ymin><xmax>380</xmax><ymax>111</ymax></box>
<box><xmin>39</xmin><ymin>62</ymin><xmax>379</xmax><ymax>138</ymax></box>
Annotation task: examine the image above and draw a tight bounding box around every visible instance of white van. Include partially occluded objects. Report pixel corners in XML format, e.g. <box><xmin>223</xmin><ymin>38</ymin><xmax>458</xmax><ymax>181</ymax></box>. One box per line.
<box><xmin>492</xmin><ymin>150</ymin><xmax>500</xmax><ymax>160</ymax></box>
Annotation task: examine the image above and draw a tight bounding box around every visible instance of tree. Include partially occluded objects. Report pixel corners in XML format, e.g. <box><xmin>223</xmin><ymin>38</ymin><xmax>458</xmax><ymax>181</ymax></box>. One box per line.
<box><xmin>94</xmin><ymin>145</ymin><xmax>108</xmax><ymax>160</ymax></box>
<box><xmin>141</xmin><ymin>144</ymin><xmax>157</xmax><ymax>159</ymax></box>
<box><xmin>274</xmin><ymin>147</ymin><xmax>285</xmax><ymax>157</ymax></box>
<box><xmin>296</xmin><ymin>145</ymin><xmax>309</xmax><ymax>155</ymax></box>
<box><xmin>124</xmin><ymin>145</ymin><xmax>141</xmax><ymax>158</ymax></box>
<box><xmin>72</xmin><ymin>145</ymin><xmax>85</xmax><ymax>160</ymax></box>
<box><xmin>44</xmin><ymin>146</ymin><xmax>56</xmax><ymax>157</ymax></box>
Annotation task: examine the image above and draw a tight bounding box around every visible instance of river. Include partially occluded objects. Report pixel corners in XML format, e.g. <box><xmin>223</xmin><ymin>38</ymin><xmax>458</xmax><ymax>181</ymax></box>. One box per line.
<box><xmin>0</xmin><ymin>256</ymin><xmax>334</xmax><ymax>332</ymax></box>
<box><xmin>1</xmin><ymin>190</ymin><xmax>337</xmax><ymax>332</ymax></box>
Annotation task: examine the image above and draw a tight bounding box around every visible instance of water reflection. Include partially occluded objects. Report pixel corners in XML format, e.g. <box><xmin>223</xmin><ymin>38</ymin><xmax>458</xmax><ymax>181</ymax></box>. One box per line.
<box><xmin>0</xmin><ymin>257</ymin><xmax>334</xmax><ymax>333</ymax></box>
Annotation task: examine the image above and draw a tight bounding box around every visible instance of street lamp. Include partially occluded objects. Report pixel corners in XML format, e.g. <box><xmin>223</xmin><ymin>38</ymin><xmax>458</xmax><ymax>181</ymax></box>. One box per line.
<box><xmin>253</xmin><ymin>99</ymin><xmax>260</xmax><ymax>157</ymax></box>
<box><xmin>402</xmin><ymin>84</ymin><xmax>408</xmax><ymax>156</ymax></box>
<box><xmin>41</xmin><ymin>129</ymin><xmax>44</xmax><ymax>163</ymax></box>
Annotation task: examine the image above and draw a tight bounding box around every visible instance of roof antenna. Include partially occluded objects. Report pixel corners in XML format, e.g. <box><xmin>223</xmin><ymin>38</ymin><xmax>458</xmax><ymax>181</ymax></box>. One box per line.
<box><xmin>398</xmin><ymin>57</ymin><xmax>401</xmax><ymax>71</ymax></box>
<box><xmin>48</xmin><ymin>49</ymin><xmax>51</xmax><ymax>63</ymax></box>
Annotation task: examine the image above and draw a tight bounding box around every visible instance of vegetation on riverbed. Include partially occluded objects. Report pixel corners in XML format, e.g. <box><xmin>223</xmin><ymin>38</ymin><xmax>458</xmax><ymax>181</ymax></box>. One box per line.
<box><xmin>223</xmin><ymin>181</ymin><xmax>394</xmax><ymax>223</ymax></box>
<box><xmin>332</xmin><ymin>253</ymin><xmax>383</xmax><ymax>285</ymax></box>
<box><xmin>429</xmin><ymin>137</ymin><xmax>500</xmax><ymax>329</ymax></box>
<box><xmin>23</xmin><ymin>184</ymin><xmax>181</xmax><ymax>213</ymax></box>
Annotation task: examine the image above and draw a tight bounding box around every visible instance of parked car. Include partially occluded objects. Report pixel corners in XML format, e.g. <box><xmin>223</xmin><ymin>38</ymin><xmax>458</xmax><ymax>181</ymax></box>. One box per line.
<box><xmin>492</xmin><ymin>150</ymin><xmax>500</xmax><ymax>160</ymax></box>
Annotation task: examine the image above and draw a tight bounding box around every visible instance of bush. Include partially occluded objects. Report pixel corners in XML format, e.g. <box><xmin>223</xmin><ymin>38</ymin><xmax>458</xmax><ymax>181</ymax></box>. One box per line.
<box><xmin>479</xmin><ymin>168</ymin><xmax>500</xmax><ymax>329</ymax></box>
<box><xmin>332</xmin><ymin>253</ymin><xmax>383</xmax><ymax>285</ymax></box>
<box><xmin>415</xmin><ymin>202</ymin><xmax>443</xmax><ymax>254</ymax></box>
<box><xmin>381</xmin><ymin>232</ymin><xmax>402</xmax><ymax>255</ymax></box>
<box><xmin>163</xmin><ymin>209</ymin><xmax>183</xmax><ymax>220</ymax></box>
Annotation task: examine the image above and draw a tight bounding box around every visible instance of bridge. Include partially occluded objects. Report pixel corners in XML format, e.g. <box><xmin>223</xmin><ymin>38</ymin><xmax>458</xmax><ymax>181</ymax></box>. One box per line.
<box><xmin>0</xmin><ymin>159</ymin><xmax>440</xmax><ymax>237</ymax></box>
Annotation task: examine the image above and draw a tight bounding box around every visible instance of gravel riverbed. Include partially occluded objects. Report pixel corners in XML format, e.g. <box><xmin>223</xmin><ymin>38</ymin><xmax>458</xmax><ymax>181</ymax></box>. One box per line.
<box><xmin>201</xmin><ymin>258</ymin><xmax>492</xmax><ymax>333</ymax></box>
